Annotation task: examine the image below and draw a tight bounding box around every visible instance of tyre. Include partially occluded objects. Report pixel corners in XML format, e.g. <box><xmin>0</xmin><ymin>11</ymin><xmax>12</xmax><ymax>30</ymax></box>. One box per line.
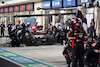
<box><xmin>46</xmin><ymin>35</ymin><xmax>54</xmax><ymax>45</ymax></box>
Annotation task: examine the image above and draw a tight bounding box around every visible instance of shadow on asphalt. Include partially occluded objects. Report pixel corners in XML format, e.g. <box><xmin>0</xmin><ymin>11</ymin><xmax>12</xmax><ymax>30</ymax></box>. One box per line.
<box><xmin>0</xmin><ymin>57</ymin><xmax>20</xmax><ymax>67</ymax></box>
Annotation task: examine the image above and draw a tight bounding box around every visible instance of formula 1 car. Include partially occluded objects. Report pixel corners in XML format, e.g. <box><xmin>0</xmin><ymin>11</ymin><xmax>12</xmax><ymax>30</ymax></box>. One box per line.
<box><xmin>23</xmin><ymin>17</ymin><xmax>54</xmax><ymax>46</ymax></box>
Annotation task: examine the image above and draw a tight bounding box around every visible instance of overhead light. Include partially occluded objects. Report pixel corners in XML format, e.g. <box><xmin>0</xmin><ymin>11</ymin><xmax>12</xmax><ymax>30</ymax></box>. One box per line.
<box><xmin>49</xmin><ymin>11</ymin><xmax>53</xmax><ymax>14</ymax></box>
<box><xmin>60</xmin><ymin>10</ymin><xmax>64</xmax><ymax>13</ymax></box>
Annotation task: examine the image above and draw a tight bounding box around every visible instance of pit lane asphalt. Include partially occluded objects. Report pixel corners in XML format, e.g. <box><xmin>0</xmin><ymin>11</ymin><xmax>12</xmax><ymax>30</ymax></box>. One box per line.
<box><xmin>0</xmin><ymin>45</ymin><xmax>68</xmax><ymax>67</ymax></box>
<box><xmin>0</xmin><ymin>45</ymin><xmax>99</xmax><ymax>67</ymax></box>
<box><xmin>0</xmin><ymin>57</ymin><xmax>20</xmax><ymax>67</ymax></box>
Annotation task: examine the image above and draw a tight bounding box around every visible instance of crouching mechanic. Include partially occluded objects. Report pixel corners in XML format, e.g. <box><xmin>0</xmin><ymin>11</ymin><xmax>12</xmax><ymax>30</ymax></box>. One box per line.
<box><xmin>93</xmin><ymin>38</ymin><xmax>100</xmax><ymax>67</ymax></box>
<box><xmin>68</xmin><ymin>18</ymin><xmax>87</xmax><ymax>67</ymax></box>
<box><xmin>84</xmin><ymin>38</ymin><xmax>99</xmax><ymax>67</ymax></box>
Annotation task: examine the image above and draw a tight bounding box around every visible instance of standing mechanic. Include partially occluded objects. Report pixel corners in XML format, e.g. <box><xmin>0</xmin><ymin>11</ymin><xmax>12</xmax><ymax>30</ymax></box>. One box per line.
<box><xmin>90</xmin><ymin>19</ymin><xmax>96</xmax><ymax>38</ymax></box>
<box><xmin>21</xmin><ymin>22</ymin><xmax>26</xmax><ymax>46</ymax></box>
<box><xmin>0</xmin><ymin>21</ymin><xmax>5</xmax><ymax>37</ymax></box>
<box><xmin>7</xmin><ymin>20</ymin><xmax>12</xmax><ymax>37</ymax></box>
<box><xmin>55</xmin><ymin>20</ymin><xmax>61</xmax><ymax>30</ymax></box>
<box><xmin>68</xmin><ymin>18</ymin><xmax>87</xmax><ymax>67</ymax></box>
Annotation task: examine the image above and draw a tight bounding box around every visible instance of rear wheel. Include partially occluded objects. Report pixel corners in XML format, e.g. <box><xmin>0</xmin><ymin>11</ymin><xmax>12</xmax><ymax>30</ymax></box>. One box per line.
<box><xmin>46</xmin><ymin>35</ymin><xmax>54</xmax><ymax>45</ymax></box>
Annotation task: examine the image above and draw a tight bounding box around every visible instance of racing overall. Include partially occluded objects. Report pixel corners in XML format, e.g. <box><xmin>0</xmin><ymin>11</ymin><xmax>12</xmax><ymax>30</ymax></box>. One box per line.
<box><xmin>16</xmin><ymin>24</ymin><xmax>21</xmax><ymax>30</ymax></box>
<box><xmin>21</xmin><ymin>23</ymin><xmax>26</xmax><ymax>45</ymax></box>
<box><xmin>69</xmin><ymin>24</ymin><xmax>87</xmax><ymax>67</ymax></box>
<box><xmin>7</xmin><ymin>23</ymin><xmax>12</xmax><ymax>37</ymax></box>
<box><xmin>16</xmin><ymin>24</ymin><xmax>22</xmax><ymax>45</ymax></box>
<box><xmin>0</xmin><ymin>23</ymin><xmax>5</xmax><ymax>37</ymax></box>
<box><xmin>85</xmin><ymin>39</ymin><xmax>99</xmax><ymax>67</ymax></box>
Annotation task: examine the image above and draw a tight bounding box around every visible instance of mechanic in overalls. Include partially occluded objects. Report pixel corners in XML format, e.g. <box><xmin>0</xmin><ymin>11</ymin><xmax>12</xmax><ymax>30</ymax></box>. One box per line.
<box><xmin>85</xmin><ymin>38</ymin><xmax>99</xmax><ymax>67</ymax></box>
<box><xmin>47</xmin><ymin>23</ymin><xmax>53</xmax><ymax>35</ymax></box>
<box><xmin>0</xmin><ymin>21</ymin><xmax>5</xmax><ymax>37</ymax></box>
<box><xmin>15</xmin><ymin>19</ymin><xmax>22</xmax><ymax>45</ymax></box>
<box><xmin>21</xmin><ymin>22</ymin><xmax>26</xmax><ymax>46</ymax></box>
<box><xmin>68</xmin><ymin>18</ymin><xmax>87</xmax><ymax>67</ymax></box>
<box><xmin>16</xmin><ymin>19</ymin><xmax>21</xmax><ymax>30</ymax></box>
<box><xmin>7</xmin><ymin>20</ymin><xmax>12</xmax><ymax>37</ymax></box>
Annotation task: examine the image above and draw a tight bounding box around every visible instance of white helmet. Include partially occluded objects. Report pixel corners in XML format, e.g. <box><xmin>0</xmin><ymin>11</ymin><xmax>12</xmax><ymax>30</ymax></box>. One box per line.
<box><xmin>27</xmin><ymin>22</ymin><xmax>31</xmax><ymax>25</ymax></box>
<box><xmin>27</xmin><ymin>22</ymin><xmax>31</xmax><ymax>27</ymax></box>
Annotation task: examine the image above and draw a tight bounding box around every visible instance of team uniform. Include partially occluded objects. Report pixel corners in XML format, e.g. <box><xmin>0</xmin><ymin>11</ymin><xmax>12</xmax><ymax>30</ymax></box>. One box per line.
<box><xmin>0</xmin><ymin>23</ymin><xmax>5</xmax><ymax>37</ymax></box>
<box><xmin>16</xmin><ymin>24</ymin><xmax>21</xmax><ymax>30</ymax></box>
<box><xmin>85</xmin><ymin>39</ymin><xmax>100</xmax><ymax>67</ymax></box>
<box><xmin>7</xmin><ymin>23</ymin><xmax>12</xmax><ymax>37</ymax></box>
<box><xmin>90</xmin><ymin>21</ymin><xmax>96</xmax><ymax>38</ymax></box>
<box><xmin>21</xmin><ymin>23</ymin><xmax>26</xmax><ymax>45</ymax></box>
<box><xmin>68</xmin><ymin>23</ymin><xmax>87</xmax><ymax>67</ymax></box>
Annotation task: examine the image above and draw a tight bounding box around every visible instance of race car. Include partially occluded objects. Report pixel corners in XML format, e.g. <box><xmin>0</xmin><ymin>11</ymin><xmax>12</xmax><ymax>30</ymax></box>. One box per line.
<box><xmin>23</xmin><ymin>17</ymin><xmax>54</xmax><ymax>46</ymax></box>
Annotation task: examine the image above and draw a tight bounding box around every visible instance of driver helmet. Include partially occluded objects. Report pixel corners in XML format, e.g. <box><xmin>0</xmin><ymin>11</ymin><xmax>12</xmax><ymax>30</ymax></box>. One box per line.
<box><xmin>27</xmin><ymin>22</ymin><xmax>31</xmax><ymax>27</ymax></box>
